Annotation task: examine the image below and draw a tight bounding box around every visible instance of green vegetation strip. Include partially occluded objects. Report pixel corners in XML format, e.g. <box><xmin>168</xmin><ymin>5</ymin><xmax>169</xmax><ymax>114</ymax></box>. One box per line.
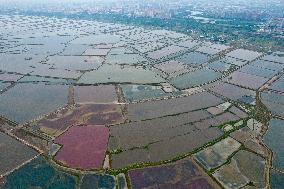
<box><xmin>106</xmin><ymin>119</ymin><xmax>247</xmax><ymax>175</ymax></box>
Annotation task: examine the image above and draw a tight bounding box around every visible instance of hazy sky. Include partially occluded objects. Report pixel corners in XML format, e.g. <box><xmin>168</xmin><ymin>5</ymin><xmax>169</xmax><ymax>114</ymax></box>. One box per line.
<box><xmin>0</xmin><ymin>0</ymin><xmax>277</xmax><ymax>4</ymax></box>
<box><xmin>0</xmin><ymin>0</ymin><xmax>282</xmax><ymax>10</ymax></box>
